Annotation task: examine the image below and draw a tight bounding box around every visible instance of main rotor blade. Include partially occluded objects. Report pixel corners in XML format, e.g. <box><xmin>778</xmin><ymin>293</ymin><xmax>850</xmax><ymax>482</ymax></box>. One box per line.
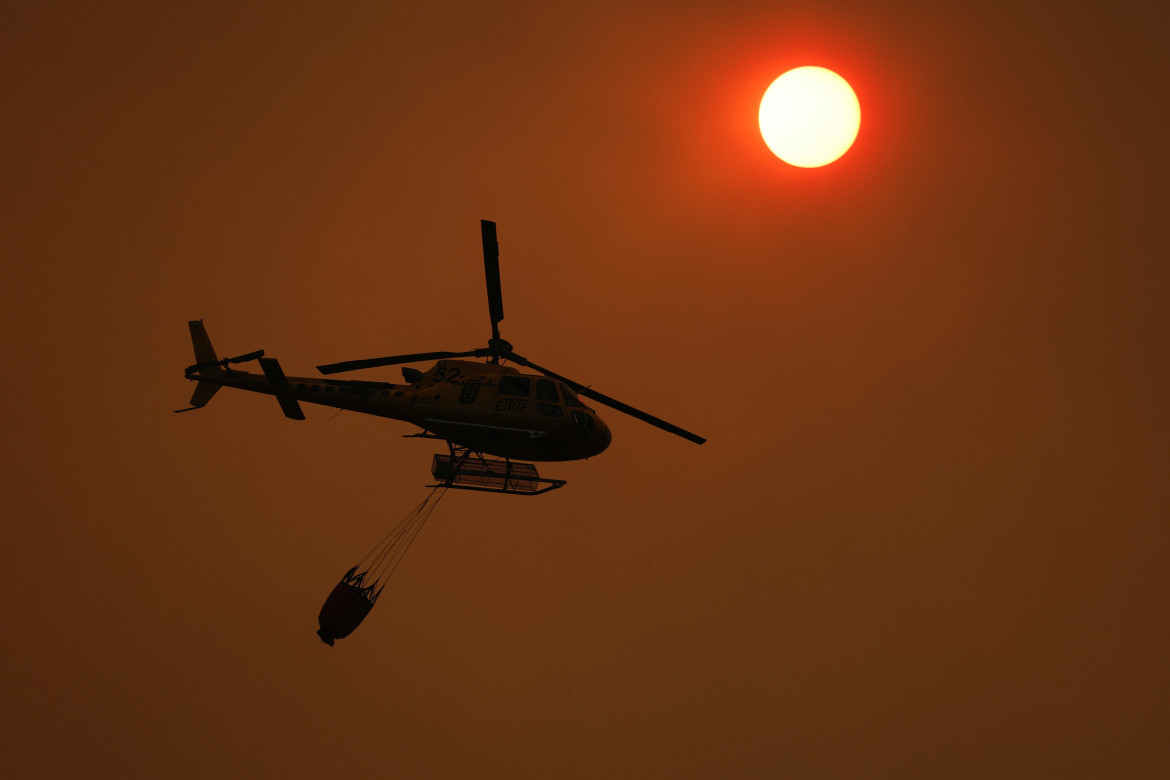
<box><xmin>504</xmin><ymin>351</ymin><xmax>707</xmax><ymax>445</ymax></box>
<box><xmin>481</xmin><ymin>219</ymin><xmax>504</xmax><ymax>341</ymax></box>
<box><xmin>317</xmin><ymin>349</ymin><xmax>489</xmax><ymax>375</ymax></box>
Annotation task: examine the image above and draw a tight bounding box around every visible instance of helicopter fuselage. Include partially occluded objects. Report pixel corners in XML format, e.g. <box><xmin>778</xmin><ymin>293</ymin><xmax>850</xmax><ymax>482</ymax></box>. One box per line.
<box><xmin>187</xmin><ymin>358</ymin><xmax>612</xmax><ymax>462</ymax></box>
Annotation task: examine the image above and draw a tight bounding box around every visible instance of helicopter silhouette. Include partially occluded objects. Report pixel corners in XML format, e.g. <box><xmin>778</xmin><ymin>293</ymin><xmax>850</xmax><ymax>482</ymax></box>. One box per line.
<box><xmin>178</xmin><ymin>220</ymin><xmax>704</xmax><ymax>494</ymax></box>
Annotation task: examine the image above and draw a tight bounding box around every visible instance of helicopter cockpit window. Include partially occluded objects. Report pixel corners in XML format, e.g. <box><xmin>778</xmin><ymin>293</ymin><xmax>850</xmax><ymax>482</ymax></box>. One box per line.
<box><xmin>535</xmin><ymin>379</ymin><xmax>558</xmax><ymax>402</ymax></box>
<box><xmin>560</xmin><ymin>383</ymin><xmax>585</xmax><ymax>407</ymax></box>
<box><xmin>498</xmin><ymin>375</ymin><xmax>531</xmax><ymax>396</ymax></box>
<box><xmin>537</xmin><ymin>402</ymin><xmax>563</xmax><ymax>418</ymax></box>
<box><xmin>572</xmin><ymin>410</ymin><xmax>593</xmax><ymax>431</ymax></box>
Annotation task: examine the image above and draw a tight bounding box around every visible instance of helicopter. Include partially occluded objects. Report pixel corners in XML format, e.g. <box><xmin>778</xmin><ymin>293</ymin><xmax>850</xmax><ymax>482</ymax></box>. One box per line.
<box><xmin>177</xmin><ymin>220</ymin><xmax>705</xmax><ymax>494</ymax></box>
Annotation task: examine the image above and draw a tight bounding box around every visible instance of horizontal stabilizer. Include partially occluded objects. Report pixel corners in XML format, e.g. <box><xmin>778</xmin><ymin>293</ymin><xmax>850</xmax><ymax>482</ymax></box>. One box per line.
<box><xmin>260</xmin><ymin>357</ymin><xmax>305</xmax><ymax>420</ymax></box>
<box><xmin>277</xmin><ymin>395</ymin><xmax>306</xmax><ymax>421</ymax></box>
<box><xmin>258</xmin><ymin>357</ymin><xmax>290</xmax><ymax>388</ymax></box>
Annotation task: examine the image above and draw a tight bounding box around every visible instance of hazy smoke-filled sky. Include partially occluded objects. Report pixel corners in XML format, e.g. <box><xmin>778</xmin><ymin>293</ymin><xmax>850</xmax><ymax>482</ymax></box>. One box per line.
<box><xmin>3</xmin><ymin>1</ymin><xmax>1167</xmax><ymax>777</ymax></box>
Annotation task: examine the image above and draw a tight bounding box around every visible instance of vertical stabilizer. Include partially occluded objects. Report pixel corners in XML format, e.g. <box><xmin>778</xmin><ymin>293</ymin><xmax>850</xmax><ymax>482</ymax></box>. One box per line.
<box><xmin>188</xmin><ymin>320</ymin><xmax>218</xmax><ymax>367</ymax></box>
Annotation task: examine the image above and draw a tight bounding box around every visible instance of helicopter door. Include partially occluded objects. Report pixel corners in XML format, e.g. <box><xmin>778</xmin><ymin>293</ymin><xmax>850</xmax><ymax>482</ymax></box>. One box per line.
<box><xmin>493</xmin><ymin>374</ymin><xmax>532</xmax><ymax>417</ymax></box>
<box><xmin>533</xmin><ymin>378</ymin><xmax>564</xmax><ymax>420</ymax></box>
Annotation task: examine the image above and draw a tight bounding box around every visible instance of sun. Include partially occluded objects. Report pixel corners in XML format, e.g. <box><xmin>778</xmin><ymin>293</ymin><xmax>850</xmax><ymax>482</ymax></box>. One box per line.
<box><xmin>759</xmin><ymin>66</ymin><xmax>860</xmax><ymax>168</ymax></box>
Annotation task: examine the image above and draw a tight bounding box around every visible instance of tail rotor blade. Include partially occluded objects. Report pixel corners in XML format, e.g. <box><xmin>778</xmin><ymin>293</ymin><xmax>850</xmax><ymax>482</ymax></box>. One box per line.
<box><xmin>482</xmin><ymin>219</ymin><xmax>504</xmax><ymax>341</ymax></box>
<box><xmin>187</xmin><ymin>348</ymin><xmax>265</xmax><ymax>372</ymax></box>
<box><xmin>226</xmin><ymin>349</ymin><xmax>265</xmax><ymax>364</ymax></box>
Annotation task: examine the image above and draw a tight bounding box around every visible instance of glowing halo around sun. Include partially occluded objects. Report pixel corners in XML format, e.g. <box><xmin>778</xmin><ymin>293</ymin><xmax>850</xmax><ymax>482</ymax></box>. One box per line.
<box><xmin>759</xmin><ymin>66</ymin><xmax>861</xmax><ymax>167</ymax></box>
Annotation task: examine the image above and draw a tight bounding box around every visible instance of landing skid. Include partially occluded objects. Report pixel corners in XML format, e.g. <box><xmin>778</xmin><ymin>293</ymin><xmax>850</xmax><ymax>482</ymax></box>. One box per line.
<box><xmin>428</xmin><ymin>444</ymin><xmax>566</xmax><ymax>496</ymax></box>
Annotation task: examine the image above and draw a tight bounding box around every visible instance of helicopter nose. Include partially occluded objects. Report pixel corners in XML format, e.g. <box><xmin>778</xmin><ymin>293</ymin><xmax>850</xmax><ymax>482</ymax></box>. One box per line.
<box><xmin>591</xmin><ymin>417</ymin><xmax>612</xmax><ymax>455</ymax></box>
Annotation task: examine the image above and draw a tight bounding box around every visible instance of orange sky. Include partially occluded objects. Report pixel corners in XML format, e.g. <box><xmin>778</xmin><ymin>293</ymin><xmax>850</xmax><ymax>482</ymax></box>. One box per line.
<box><xmin>3</xmin><ymin>2</ymin><xmax>1168</xmax><ymax>777</ymax></box>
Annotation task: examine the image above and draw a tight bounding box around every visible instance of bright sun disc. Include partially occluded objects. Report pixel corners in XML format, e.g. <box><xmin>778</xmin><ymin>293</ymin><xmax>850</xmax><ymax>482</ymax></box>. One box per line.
<box><xmin>759</xmin><ymin>66</ymin><xmax>860</xmax><ymax>168</ymax></box>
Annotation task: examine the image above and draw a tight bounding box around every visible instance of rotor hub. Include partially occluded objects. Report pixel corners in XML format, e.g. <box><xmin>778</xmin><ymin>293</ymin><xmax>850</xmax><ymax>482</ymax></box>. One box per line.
<box><xmin>488</xmin><ymin>337</ymin><xmax>513</xmax><ymax>356</ymax></box>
